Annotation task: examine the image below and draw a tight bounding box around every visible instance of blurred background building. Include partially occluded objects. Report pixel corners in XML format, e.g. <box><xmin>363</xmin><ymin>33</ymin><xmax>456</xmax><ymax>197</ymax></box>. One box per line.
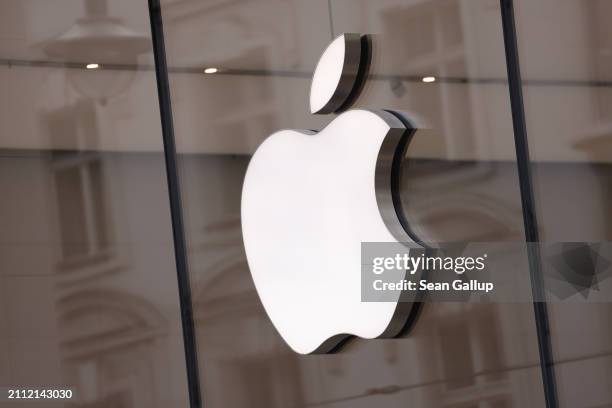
<box><xmin>0</xmin><ymin>0</ymin><xmax>611</xmax><ymax>407</ymax></box>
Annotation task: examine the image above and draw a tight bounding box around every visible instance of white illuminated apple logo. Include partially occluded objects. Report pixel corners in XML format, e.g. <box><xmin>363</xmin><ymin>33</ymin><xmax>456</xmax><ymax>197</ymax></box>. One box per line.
<box><xmin>242</xmin><ymin>33</ymin><xmax>422</xmax><ymax>354</ymax></box>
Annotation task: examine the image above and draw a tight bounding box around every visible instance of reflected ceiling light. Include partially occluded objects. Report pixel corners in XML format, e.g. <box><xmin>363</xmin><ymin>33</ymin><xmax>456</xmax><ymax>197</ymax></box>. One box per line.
<box><xmin>422</xmin><ymin>76</ymin><xmax>436</xmax><ymax>83</ymax></box>
<box><xmin>203</xmin><ymin>67</ymin><xmax>219</xmax><ymax>74</ymax></box>
<box><xmin>85</xmin><ymin>63</ymin><xmax>100</xmax><ymax>69</ymax></box>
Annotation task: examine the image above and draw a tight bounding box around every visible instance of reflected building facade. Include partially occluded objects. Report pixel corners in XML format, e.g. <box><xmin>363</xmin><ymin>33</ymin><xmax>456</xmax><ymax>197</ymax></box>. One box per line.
<box><xmin>0</xmin><ymin>1</ymin><xmax>611</xmax><ymax>408</ymax></box>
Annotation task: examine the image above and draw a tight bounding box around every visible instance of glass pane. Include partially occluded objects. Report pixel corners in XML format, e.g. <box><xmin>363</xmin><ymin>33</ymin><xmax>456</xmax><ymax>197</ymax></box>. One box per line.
<box><xmin>514</xmin><ymin>1</ymin><xmax>612</xmax><ymax>407</ymax></box>
<box><xmin>161</xmin><ymin>0</ymin><xmax>547</xmax><ymax>407</ymax></box>
<box><xmin>0</xmin><ymin>1</ymin><xmax>190</xmax><ymax>407</ymax></box>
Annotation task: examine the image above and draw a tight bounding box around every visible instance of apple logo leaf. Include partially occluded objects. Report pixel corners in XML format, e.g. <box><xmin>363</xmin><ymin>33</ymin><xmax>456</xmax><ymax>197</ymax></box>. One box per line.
<box><xmin>242</xmin><ymin>33</ymin><xmax>424</xmax><ymax>354</ymax></box>
<box><xmin>310</xmin><ymin>33</ymin><xmax>370</xmax><ymax>114</ymax></box>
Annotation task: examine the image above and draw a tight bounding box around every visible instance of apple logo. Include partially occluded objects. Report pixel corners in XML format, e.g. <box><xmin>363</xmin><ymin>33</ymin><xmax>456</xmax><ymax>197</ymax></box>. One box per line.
<box><xmin>241</xmin><ymin>33</ymin><xmax>423</xmax><ymax>354</ymax></box>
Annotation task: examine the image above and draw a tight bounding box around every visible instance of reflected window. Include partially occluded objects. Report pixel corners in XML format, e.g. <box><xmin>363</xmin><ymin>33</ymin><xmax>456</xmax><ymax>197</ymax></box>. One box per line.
<box><xmin>382</xmin><ymin>0</ymin><xmax>475</xmax><ymax>157</ymax></box>
<box><xmin>436</xmin><ymin>306</ymin><xmax>509</xmax><ymax>406</ymax></box>
<box><xmin>54</xmin><ymin>156</ymin><xmax>110</xmax><ymax>262</ymax></box>
<box><xmin>439</xmin><ymin>319</ymin><xmax>475</xmax><ymax>389</ymax></box>
<box><xmin>587</xmin><ymin>0</ymin><xmax>612</xmax><ymax>121</ymax></box>
<box><xmin>47</xmin><ymin>101</ymin><xmax>112</xmax><ymax>265</ymax></box>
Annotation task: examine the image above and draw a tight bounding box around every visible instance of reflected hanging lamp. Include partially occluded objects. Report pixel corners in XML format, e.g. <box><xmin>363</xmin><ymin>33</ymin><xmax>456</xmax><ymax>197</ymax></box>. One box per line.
<box><xmin>42</xmin><ymin>0</ymin><xmax>151</xmax><ymax>102</ymax></box>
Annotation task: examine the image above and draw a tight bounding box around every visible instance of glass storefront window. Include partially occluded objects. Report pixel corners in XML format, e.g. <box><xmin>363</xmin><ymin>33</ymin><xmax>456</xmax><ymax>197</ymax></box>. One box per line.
<box><xmin>0</xmin><ymin>1</ymin><xmax>610</xmax><ymax>407</ymax></box>
<box><xmin>0</xmin><ymin>1</ymin><xmax>190</xmax><ymax>406</ymax></box>
<box><xmin>515</xmin><ymin>1</ymin><xmax>612</xmax><ymax>406</ymax></box>
<box><xmin>160</xmin><ymin>1</ymin><xmax>545</xmax><ymax>407</ymax></box>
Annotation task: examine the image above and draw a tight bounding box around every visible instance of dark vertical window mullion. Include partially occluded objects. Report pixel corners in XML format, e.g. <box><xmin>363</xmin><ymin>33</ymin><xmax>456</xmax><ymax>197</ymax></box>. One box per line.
<box><xmin>499</xmin><ymin>1</ymin><xmax>559</xmax><ymax>407</ymax></box>
<box><xmin>148</xmin><ymin>1</ymin><xmax>202</xmax><ymax>407</ymax></box>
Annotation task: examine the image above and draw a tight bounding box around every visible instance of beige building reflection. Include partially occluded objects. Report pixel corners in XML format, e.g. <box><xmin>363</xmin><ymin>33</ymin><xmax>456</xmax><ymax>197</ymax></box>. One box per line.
<box><xmin>0</xmin><ymin>1</ymin><xmax>189</xmax><ymax>407</ymax></box>
<box><xmin>0</xmin><ymin>0</ymin><xmax>611</xmax><ymax>408</ymax></box>
<box><xmin>161</xmin><ymin>0</ymin><xmax>612</xmax><ymax>407</ymax></box>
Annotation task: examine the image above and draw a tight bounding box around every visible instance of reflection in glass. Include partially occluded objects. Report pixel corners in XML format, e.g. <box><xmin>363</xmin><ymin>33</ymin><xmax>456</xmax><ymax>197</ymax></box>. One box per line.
<box><xmin>515</xmin><ymin>0</ymin><xmax>612</xmax><ymax>406</ymax></box>
<box><xmin>161</xmin><ymin>0</ymin><xmax>546</xmax><ymax>407</ymax></box>
<box><xmin>0</xmin><ymin>1</ymin><xmax>189</xmax><ymax>407</ymax></box>
<box><xmin>42</xmin><ymin>0</ymin><xmax>151</xmax><ymax>103</ymax></box>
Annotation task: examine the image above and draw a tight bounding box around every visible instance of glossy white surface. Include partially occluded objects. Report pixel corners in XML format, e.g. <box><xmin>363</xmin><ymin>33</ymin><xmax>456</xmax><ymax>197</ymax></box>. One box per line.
<box><xmin>241</xmin><ymin>110</ymin><xmax>404</xmax><ymax>354</ymax></box>
<box><xmin>309</xmin><ymin>34</ymin><xmax>347</xmax><ymax>114</ymax></box>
